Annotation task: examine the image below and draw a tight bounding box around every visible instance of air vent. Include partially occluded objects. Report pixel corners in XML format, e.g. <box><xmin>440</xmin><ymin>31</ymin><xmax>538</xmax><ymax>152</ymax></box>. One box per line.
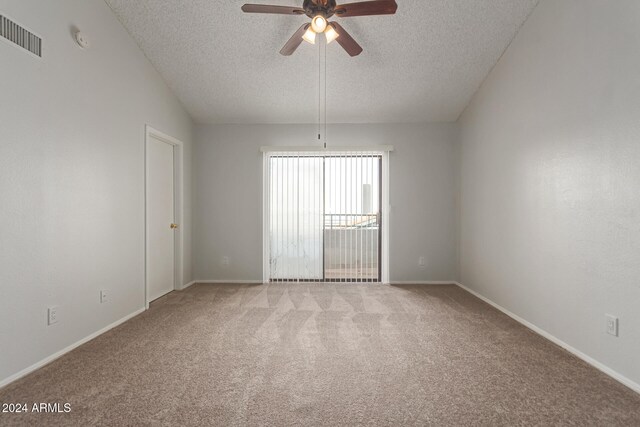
<box><xmin>0</xmin><ymin>14</ymin><xmax>41</xmax><ymax>57</ymax></box>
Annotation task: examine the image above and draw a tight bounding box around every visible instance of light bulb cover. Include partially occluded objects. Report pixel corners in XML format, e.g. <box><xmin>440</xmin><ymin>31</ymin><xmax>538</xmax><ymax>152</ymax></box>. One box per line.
<box><xmin>324</xmin><ymin>24</ymin><xmax>339</xmax><ymax>44</ymax></box>
<box><xmin>302</xmin><ymin>27</ymin><xmax>316</xmax><ymax>44</ymax></box>
<box><xmin>311</xmin><ymin>15</ymin><xmax>327</xmax><ymax>33</ymax></box>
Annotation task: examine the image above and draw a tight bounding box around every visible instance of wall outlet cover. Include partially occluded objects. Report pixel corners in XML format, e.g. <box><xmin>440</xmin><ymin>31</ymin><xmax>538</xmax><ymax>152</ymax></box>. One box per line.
<box><xmin>48</xmin><ymin>306</ymin><xmax>59</xmax><ymax>325</ymax></box>
<box><xmin>606</xmin><ymin>314</ymin><xmax>619</xmax><ymax>337</ymax></box>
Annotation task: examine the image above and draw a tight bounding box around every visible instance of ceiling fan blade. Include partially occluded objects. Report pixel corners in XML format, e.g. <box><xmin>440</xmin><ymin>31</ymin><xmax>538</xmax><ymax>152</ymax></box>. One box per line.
<box><xmin>334</xmin><ymin>0</ymin><xmax>397</xmax><ymax>17</ymax></box>
<box><xmin>241</xmin><ymin>4</ymin><xmax>305</xmax><ymax>15</ymax></box>
<box><xmin>330</xmin><ymin>22</ymin><xmax>363</xmax><ymax>56</ymax></box>
<box><xmin>280</xmin><ymin>24</ymin><xmax>310</xmax><ymax>56</ymax></box>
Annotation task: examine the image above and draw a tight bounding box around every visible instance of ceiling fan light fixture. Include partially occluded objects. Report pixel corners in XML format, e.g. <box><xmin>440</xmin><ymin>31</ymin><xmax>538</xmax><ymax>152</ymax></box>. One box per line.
<box><xmin>324</xmin><ymin>24</ymin><xmax>339</xmax><ymax>44</ymax></box>
<box><xmin>311</xmin><ymin>15</ymin><xmax>327</xmax><ymax>33</ymax></box>
<box><xmin>241</xmin><ymin>0</ymin><xmax>399</xmax><ymax>56</ymax></box>
<box><xmin>302</xmin><ymin>27</ymin><xmax>316</xmax><ymax>44</ymax></box>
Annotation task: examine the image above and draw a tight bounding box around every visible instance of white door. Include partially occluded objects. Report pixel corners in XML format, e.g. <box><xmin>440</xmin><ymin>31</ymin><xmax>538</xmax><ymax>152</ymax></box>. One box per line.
<box><xmin>146</xmin><ymin>136</ymin><xmax>175</xmax><ymax>302</ymax></box>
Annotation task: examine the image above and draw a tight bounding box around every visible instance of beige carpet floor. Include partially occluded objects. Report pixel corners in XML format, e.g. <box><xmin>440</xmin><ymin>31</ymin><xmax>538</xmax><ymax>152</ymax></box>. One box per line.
<box><xmin>1</xmin><ymin>283</ymin><xmax>639</xmax><ymax>426</ymax></box>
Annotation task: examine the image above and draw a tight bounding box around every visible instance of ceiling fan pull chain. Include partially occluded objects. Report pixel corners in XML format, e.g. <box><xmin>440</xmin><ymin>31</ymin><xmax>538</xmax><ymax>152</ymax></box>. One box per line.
<box><xmin>324</xmin><ymin>40</ymin><xmax>327</xmax><ymax>149</ymax></box>
<box><xmin>318</xmin><ymin>40</ymin><xmax>322</xmax><ymax>143</ymax></box>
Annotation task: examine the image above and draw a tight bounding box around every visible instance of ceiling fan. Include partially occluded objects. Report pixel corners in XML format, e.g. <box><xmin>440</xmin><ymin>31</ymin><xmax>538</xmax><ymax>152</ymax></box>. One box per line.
<box><xmin>241</xmin><ymin>0</ymin><xmax>398</xmax><ymax>57</ymax></box>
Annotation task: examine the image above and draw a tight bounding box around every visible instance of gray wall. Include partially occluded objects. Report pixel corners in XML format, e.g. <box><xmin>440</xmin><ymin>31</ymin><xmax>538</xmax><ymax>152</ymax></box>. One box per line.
<box><xmin>0</xmin><ymin>0</ymin><xmax>194</xmax><ymax>385</ymax></box>
<box><xmin>459</xmin><ymin>0</ymin><xmax>640</xmax><ymax>387</ymax></box>
<box><xmin>194</xmin><ymin>123</ymin><xmax>458</xmax><ymax>283</ymax></box>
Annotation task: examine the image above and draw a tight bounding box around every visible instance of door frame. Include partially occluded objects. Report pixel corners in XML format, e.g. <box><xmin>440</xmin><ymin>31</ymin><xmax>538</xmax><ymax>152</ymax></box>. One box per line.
<box><xmin>261</xmin><ymin>147</ymin><xmax>392</xmax><ymax>284</ymax></box>
<box><xmin>144</xmin><ymin>125</ymin><xmax>185</xmax><ymax>308</ymax></box>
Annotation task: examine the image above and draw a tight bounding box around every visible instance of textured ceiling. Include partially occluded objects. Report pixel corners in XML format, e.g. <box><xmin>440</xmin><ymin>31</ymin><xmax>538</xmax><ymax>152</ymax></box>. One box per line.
<box><xmin>105</xmin><ymin>0</ymin><xmax>538</xmax><ymax>124</ymax></box>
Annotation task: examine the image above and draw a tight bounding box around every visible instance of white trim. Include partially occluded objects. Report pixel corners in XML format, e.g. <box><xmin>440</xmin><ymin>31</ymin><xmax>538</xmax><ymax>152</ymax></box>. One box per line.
<box><xmin>260</xmin><ymin>145</ymin><xmax>394</xmax><ymax>153</ymax></box>
<box><xmin>194</xmin><ymin>280</ymin><xmax>458</xmax><ymax>286</ymax></box>
<box><xmin>145</xmin><ymin>125</ymin><xmax>185</xmax><ymax>309</ymax></box>
<box><xmin>179</xmin><ymin>280</ymin><xmax>197</xmax><ymax>290</ymax></box>
<box><xmin>194</xmin><ymin>280</ymin><xmax>457</xmax><ymax>286</ymax></box>
<box><xmin>0</xmin><ymin>307</ymin><xmax>145</xmax><ymax>389</ymax></box>
<box><xmin>194</xmin><ymin>280</ymin><xmax>264</xmax><ymax>284</ymax></box>
<box><xmin>381</xmin><ymin>152</ymin><xmax>390</xmax><ymax>284</ymax></box>
<box><xmin>195</xmin><ymin>280</ymin><xmax>414</xmax><ymax>285</ymax></box>
<box><xmin>262</xmin><ymin>153</ymin><xmax>271</xmax><ymax>284</ymax></box>
<box><xmin>391</xmin><ymin>281</ymin><xmax>457</xmax><ymax>285</ymax></box>
<box><xmin>455</xmin><ymin>282</ymin><xmax>640</xmax><ymax>395</ymax></box>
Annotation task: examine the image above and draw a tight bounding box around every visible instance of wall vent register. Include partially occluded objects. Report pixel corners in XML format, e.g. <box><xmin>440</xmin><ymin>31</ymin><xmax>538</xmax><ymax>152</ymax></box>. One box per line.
<box><xmin>0</xmin><ymin>14</ymin><xmax>42</xmax><ymax>57</ymax></box>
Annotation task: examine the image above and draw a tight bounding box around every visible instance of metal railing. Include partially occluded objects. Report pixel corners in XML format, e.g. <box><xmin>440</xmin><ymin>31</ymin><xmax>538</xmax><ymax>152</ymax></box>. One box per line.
<box><xmin>324</xmin><ymin>213</ymin><xmax>379</xmax><ymax>229</ymax></box>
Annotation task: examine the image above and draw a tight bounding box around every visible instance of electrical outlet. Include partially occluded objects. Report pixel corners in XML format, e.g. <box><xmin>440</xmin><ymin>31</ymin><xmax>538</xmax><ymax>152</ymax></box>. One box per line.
<box><xmin>418</xmin><ymin>257</ymin><xmax>426</xmax><ymax>267</ymax></box>
<box><xmin>100</xmin><ymin>289</ymin><xmax>109</xmax><ymax>304</ymax></box>
<box><xmin>606</xmin><ymin>314</ymin><xmax>619</xmax><ymax>337</ymax></box>
<box><xmin>48</xmin><ymin>306</ymin><xmax>59</xmax><ymax>325</ymax></box>
<box><xmin>222</xmin><ymin>256</ymin><xmax>230</xmax><ymax>266</ymax></box>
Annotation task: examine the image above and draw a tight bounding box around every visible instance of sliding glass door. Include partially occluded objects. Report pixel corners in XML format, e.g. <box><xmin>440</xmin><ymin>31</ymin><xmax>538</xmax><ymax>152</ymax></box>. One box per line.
<box><xmin>267</xmin><ymin>152</ymin><xmax>382</xmax><ymax>283</ymax></box>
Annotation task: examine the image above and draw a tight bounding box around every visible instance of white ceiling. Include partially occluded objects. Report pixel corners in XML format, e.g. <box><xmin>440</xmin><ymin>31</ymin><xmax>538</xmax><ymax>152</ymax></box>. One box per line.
<box><xmin>105</xmin><ymin>0</ymin><xmax>538</xmax><ymax>124</ymax></box>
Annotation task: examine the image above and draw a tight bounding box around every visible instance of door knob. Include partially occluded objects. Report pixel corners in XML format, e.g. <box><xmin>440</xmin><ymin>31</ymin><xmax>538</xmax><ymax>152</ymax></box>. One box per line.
<box><xmin>170</xmin><ymin>223</ymin><xmax>179</xmax><ymax>229</ymax></box>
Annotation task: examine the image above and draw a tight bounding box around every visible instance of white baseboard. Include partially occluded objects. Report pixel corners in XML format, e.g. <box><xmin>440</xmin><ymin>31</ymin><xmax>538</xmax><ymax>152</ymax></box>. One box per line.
<box><xmin>0</xmin><ymin>307</ymin><xmax>146</xmax><ymax>390</ymax></box>
<box><xmin>179</xmin><ymin>280</ymin><xmax>197</xmax><ymax>290</ymax></box>
<box><xmin>455</xmin><ymin>282</ymin><xmax>640</xmax><ymax>395</ymax></box>
<box><xmin>192</xmin><ymin>280</ymin><xmax>458</xmax><ymax>286</ymax></box>
<box><xmin>391</xmin><ymin>281</ymin><xmax>457</xmax><ymax>285</ymax></box>
<box><xmin>195</xmin><ymin>280</ymin><xmax>264</xmax><ymax>284</ymax></box>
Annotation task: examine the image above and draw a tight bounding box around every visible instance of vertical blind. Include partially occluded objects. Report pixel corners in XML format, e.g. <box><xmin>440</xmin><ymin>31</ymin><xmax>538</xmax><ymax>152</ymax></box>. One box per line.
<box><xmin>267</xmin><ymin>151</ymin><xmax>382</xmax><ymax>283</ymax></box>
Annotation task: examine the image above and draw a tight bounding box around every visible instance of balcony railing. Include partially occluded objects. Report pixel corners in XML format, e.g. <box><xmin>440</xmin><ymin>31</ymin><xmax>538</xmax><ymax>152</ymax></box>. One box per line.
<box><xmin>324</xmin><ymin>213</ymin><xmax>380</xmax><ymax>280</ymax></box>
<box><xmin>269</xmin><ymin>213</ymin><xmax>381</xmax><ymax>282</ymax></box>
<box><xmin>324</xmin><ymin>213</ymin><xmax>379</xmax><ymax>229</ymax></box>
